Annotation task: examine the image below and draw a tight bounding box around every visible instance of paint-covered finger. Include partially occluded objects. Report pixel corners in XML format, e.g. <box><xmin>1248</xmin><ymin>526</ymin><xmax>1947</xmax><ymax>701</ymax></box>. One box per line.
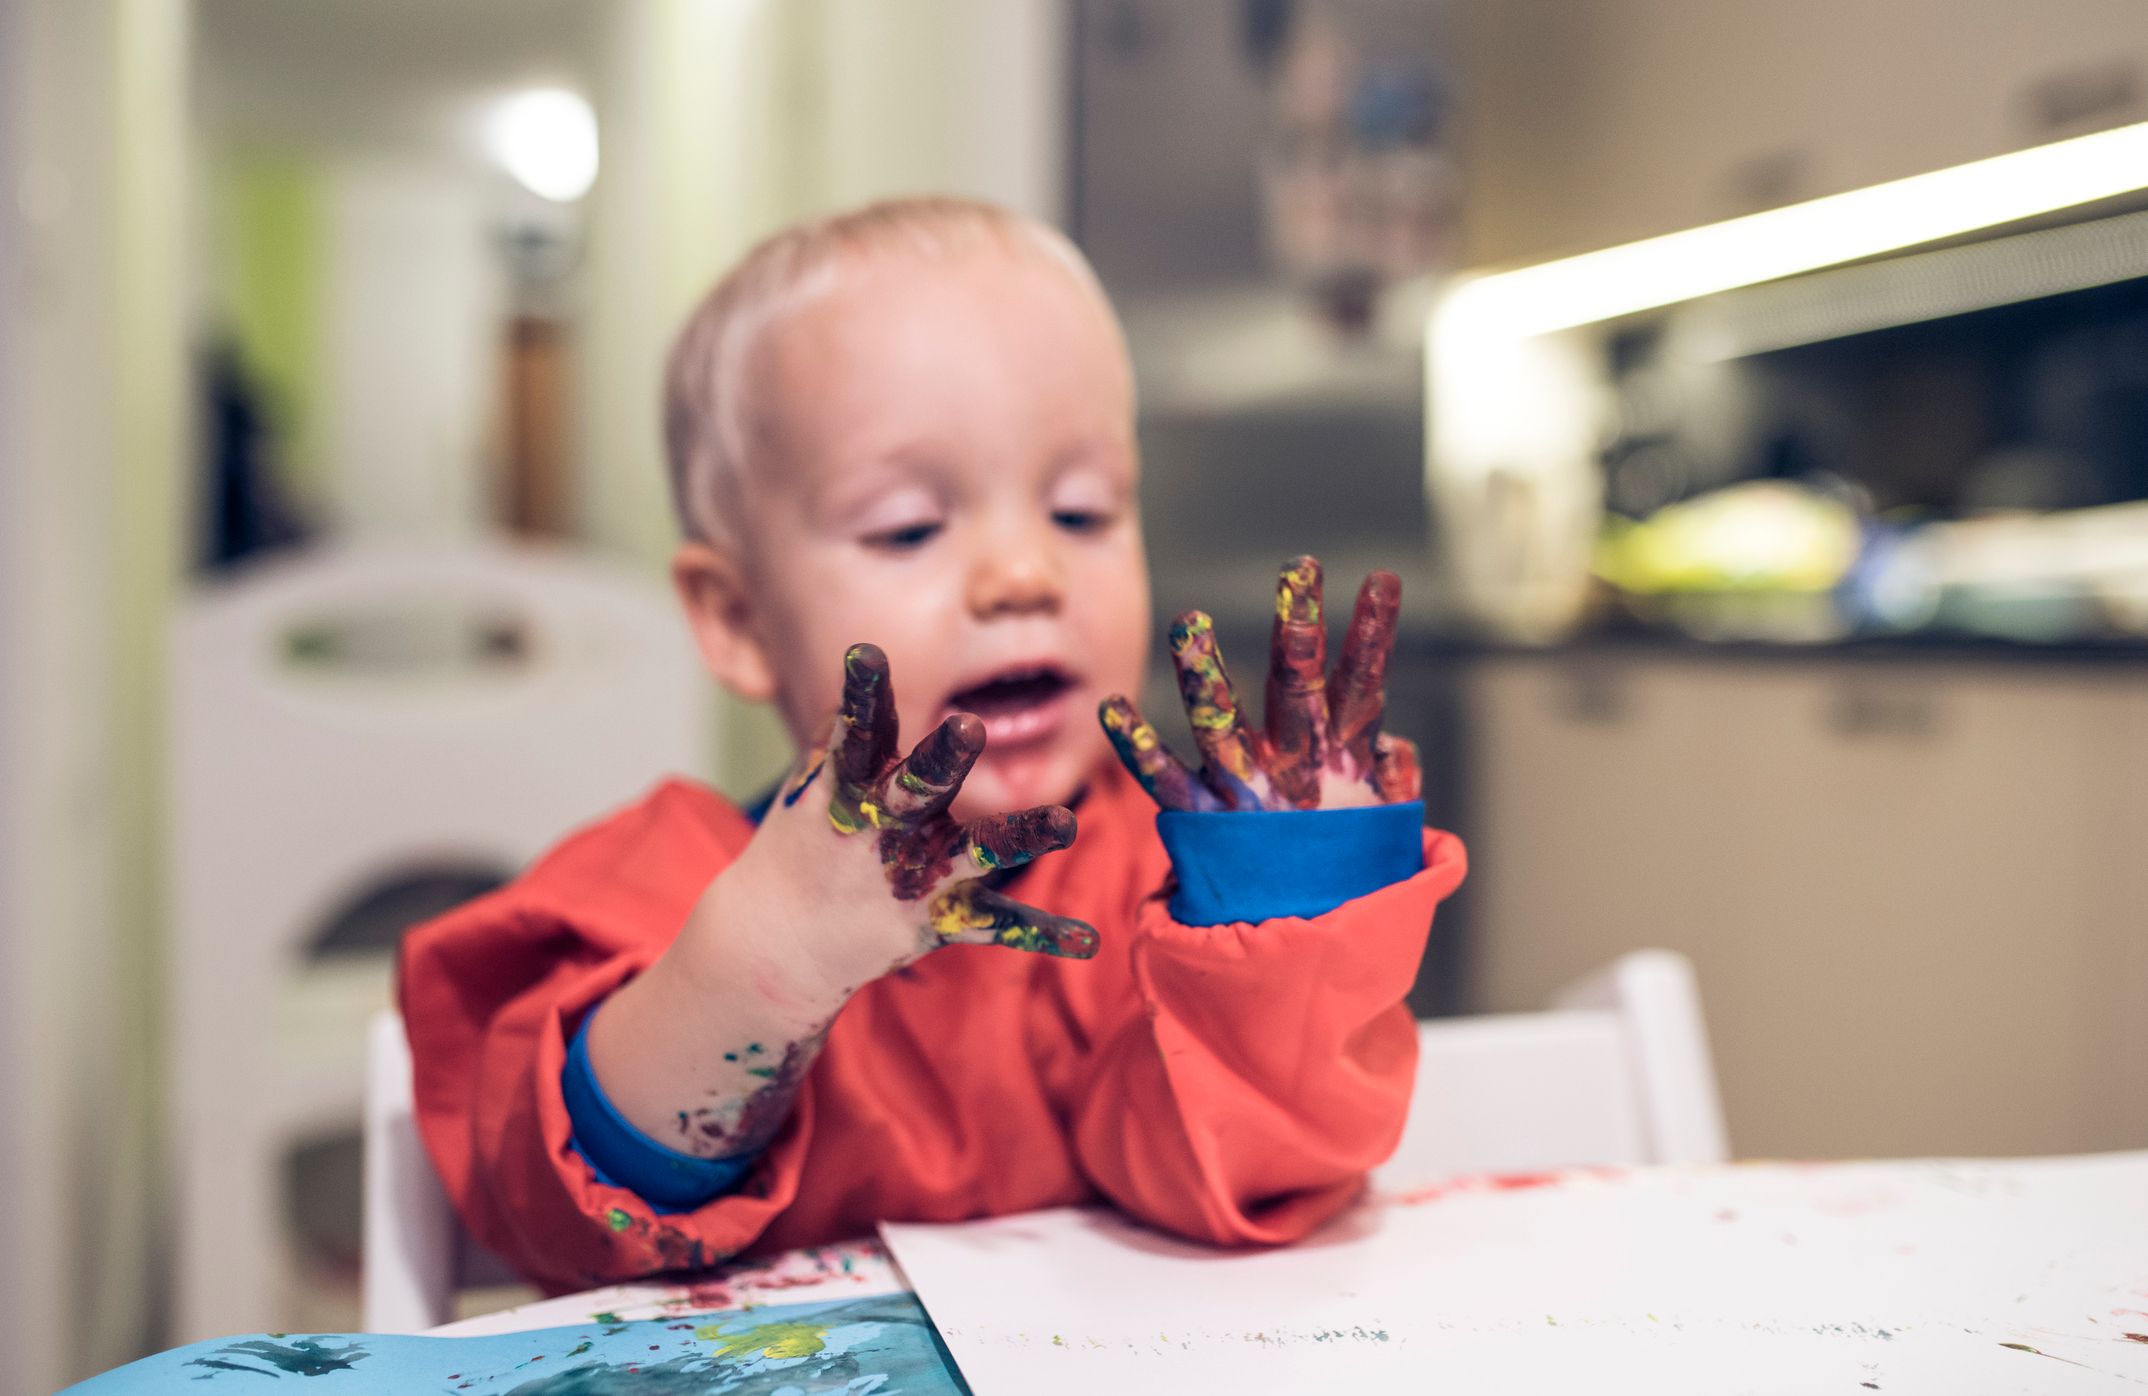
<box><xmin>961</xmin><ymin>804</ymin><xmax>1078</xmax><ymax>875</ymax></box>
<box><xmin>1327</xmin><ymin>570</ymin><xmax>1401</xmax><ymax>775</ymax></box>
<box><xmin>881</xmin><ymin>713</ymin><xmax>986</xmax><ymax>822</ymax></box>
<box><xmin>829</xmin><ymin>643</ymin><xmax>899</xmax><ymax>831</ymax></box>
<box><xmin>1099</xmin><ymin>696</ymin><xmax>1219</xmax><ymax>811</ymax></box>
<box><xmin>1264</xmin><ymin>555</ymin><xmax>1328</xmax><ymax>807</ymax></box>
<box><xmin>925</xmin><ymin>881</ymin><xmax>1100</xmax><ymax>959</ymax></box>
<box><xmin>1168</xmin><ymin>611</ymin><xmax>1261</xmax><ymax>806</ymax></box>
<box><xmin>1372</xmin><ymin>732</ymin><xmax>1423</xmax><ymax>803</ymax></box>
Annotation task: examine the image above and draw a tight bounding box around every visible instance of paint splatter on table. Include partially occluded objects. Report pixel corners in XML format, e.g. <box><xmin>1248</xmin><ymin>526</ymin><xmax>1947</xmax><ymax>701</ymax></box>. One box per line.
<box><xmin>436</xmin><ymin>1237</ymin><xmax>903</xmax><ymax>1337</ymax></box>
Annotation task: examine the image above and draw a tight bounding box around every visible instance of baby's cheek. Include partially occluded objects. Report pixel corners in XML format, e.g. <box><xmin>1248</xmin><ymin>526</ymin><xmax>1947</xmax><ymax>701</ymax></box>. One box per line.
<box><xmin>1078</xmin><ymin>605</ymin><xmax>1151</xmax><ymax>700</ymax></box>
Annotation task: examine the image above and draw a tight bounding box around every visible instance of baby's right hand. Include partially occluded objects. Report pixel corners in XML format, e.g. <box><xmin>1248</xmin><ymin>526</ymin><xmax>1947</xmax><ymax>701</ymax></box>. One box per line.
<box><xmin>745</xmin><ymin>643</ymin><xmax>1098</xmax><ymax>989</ymax></box>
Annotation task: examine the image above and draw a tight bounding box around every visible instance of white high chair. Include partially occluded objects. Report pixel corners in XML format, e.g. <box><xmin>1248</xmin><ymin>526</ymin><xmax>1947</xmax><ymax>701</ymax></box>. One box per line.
<box><xmin>169</xmin><ymin>540</ymin><xmax>710</xmax><ymax>1343</ymax></box>
<box><xmin>1375</xmin><ymin>949</ymin><xmax>1729</xmax><ymax>1187</ymax></box>
<box><xmin>362</xmin><ymin>950</ymin><xmax>1726</xmax><ymax>1331</ymax></box>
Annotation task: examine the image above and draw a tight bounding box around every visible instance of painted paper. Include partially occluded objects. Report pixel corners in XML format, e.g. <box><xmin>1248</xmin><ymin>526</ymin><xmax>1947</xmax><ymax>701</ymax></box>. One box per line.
<box><xmin>68</xmin><ymin>1292</ymin><xmax>967</xmax><ymax>1395</ymax></box>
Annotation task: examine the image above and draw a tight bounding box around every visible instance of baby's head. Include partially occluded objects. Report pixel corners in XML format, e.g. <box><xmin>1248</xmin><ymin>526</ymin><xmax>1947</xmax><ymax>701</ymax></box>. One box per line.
<box><xmin>665</xmin><ymin>197</ymin><xmax>1151</xmax><ymax>821</ymax></box>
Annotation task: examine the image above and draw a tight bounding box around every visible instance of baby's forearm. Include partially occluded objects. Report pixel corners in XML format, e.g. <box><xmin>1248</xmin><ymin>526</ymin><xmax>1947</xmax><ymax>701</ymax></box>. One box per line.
<box><xmin>586</xmin><ymin>850</ymin><xmax>859</xmax><ymax>1160</ymax></box>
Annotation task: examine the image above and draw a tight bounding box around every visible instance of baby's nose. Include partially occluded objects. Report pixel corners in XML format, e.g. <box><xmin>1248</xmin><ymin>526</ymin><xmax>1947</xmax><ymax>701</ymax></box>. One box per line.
<box><xmin>965</xmin><ymin>541</ymin><xmax>1064</xmax><ymax>619</ymax></box>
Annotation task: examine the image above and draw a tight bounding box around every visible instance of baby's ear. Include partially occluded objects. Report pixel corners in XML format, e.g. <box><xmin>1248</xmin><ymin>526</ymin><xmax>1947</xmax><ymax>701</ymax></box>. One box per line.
<box><xmin>672</xmin><ymin>541</ymin><xmax>778</xmax><ymax>703</ymax></box>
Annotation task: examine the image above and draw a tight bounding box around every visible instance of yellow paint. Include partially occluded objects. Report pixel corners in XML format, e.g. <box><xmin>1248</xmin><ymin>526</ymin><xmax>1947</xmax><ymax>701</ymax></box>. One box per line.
<box><xmin>1189</xmin><ymin>702</ymin><xmax>1234</xmax><ymax>731</ymax></box>
<box><xmin>826</xmin><ymin>790</ymin><xmax>889</xmax><ymax>836</ymax></box>
<box><xmin>1170</xmin><ymin>612</ymin><xmax>1215</xmax><ymax>649</ymax></box>
<box><xmin>1275</xmin><ymin>558</ymin><xmax>1322</xmax><ymax>623</ymax></box>
<box><xmin>779</xmin><ymin>754</ymin><xmax>825</xmax><ymax>811</ymax></box>
<box><xmin>927</xmin><ymin>883</ymin><xmax>991</xmax><ymax>941</ymax></box>
<box><xmin>694</xmin><ymin>1318</ymin><xmax>830</xmax><ymax>1361</ymax></box>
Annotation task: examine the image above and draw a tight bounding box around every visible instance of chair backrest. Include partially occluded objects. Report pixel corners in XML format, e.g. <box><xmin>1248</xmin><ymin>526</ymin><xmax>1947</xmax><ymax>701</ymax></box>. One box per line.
<box><xmin>172</xmin><ymin>540</ymin><xmax>707</xmax><ymax>993</ymax></box>
<box><xmin>174</xmin><ymin>541</ymin><xmax>707</xmax><ymax>1339</ymax></box>
<box><xmin>363</xmin><ymin>1010</ymin><xmax>462</xmax><ymax>1332</ymax></box>
<box><xmin>1375</xmin><ymin>950</ymin><xmax>1728</xmax><ymax>1189</ymax></box>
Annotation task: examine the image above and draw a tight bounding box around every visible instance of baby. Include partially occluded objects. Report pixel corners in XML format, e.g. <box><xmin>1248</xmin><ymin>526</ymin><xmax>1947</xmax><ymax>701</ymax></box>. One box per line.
<box><xmin>398</xmin><ymin>196</ymin><xmax>1466</xmax><ymax>1290</ymax></box>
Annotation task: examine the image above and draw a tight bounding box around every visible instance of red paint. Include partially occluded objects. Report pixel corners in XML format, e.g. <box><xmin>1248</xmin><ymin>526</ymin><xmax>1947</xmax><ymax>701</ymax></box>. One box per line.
<box><xmin>1395</xmin><ymin>1168</ymin><xmax>1597</xmax><ymax>1205</ymax></box>
<box><xmin>1327</xmin><ymin>571</ymin><xmax>1400</xmax><ymax>776</ymax></box>
<box><xmin>1263</xmin><ymin>556</ymin><xmax>1329</xmax><ymax>807</ymax></box>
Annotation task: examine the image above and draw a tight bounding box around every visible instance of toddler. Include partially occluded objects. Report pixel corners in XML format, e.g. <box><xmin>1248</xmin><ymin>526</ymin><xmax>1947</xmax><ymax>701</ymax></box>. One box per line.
<box><xmin>398</xmin><ymin>196</ymin><xmax>1466</xmax><ymax>1290</ymax></box>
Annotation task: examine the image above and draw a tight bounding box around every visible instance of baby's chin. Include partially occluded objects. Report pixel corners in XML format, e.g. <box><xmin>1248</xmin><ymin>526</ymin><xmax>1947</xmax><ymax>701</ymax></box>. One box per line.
<box><xmin>948</xmin><ymin>742</ymin><xmax>1091</xmax><ymax>824</ymax></box>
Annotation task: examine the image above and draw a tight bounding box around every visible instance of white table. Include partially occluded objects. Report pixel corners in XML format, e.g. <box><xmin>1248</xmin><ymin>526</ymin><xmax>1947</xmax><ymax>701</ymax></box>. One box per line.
<box><xmin>438</xmin><ymin>1152</ymin><xmax>2148</xmax><ymax>1394</ymax></box>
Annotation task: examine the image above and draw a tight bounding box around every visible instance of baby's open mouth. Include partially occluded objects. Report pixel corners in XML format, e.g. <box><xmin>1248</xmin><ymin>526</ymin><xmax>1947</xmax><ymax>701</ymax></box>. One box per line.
<box><xmin>944</xmin><ymin>664</ymin><xmax>1076</xmax><ymax>749</ymax></box>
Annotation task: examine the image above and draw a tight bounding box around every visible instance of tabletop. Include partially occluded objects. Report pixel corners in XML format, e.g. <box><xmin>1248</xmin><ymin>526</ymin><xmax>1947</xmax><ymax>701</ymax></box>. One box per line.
<box><xmin>73</xmin><ymin>1151</ymin><xmax>2148</xmax><ymax>1394</ymax></box>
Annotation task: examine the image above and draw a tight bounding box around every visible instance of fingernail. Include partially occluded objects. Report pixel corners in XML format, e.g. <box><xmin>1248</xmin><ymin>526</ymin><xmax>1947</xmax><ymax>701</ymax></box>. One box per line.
<box><xmin>1275</xmin><ymin>556</ymin><xmax>1322</xmax><ymax>624</ymax></box>
<box><xmin>909</xmin><ymin>714</ymin><xmax>984</xmax><ymax>784</ymax></box>
<box><xmin>972</xmin><ymin>807</ymin><xmax>1077</xmax><ymax>871</ymax></box>
<box><xmin>844</xmin><ymin>643</ymin><xmax>887</xmax><ymax>683</ymax></box>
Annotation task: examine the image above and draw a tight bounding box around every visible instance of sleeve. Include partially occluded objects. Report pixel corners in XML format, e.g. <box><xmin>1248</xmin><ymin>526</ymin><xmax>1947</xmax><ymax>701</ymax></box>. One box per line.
<box><xmin>395</xmin><ymin>806</ymin><xmax>819</xmax><ymax>1292</ymax></box>
<box><xmin>1069</xmin><ymin>809</ymin><xmax>1466</xmax><ymax>1247</ymax></box>
<box><xmin>560</xmin><ymin>1009</ymin><xmax>759</xmax><ymax>1210</ymax></box>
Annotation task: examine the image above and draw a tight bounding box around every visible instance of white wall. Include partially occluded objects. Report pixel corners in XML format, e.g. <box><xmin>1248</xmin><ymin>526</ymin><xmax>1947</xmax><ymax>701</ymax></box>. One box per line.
<box><xmin>811</xmin><ymin>0</ymin><xmax>1066</xmax><ymax>223</ymax></box>
<box><xmin>0</xmin><ymin>0</ymin><xmax>31</xmax><ymax>1383</ymax></box>
<box><xmin>579</xmin><ymin>0</ymin><xmax>1069</xmax><ymax>797</ymax></box>
<box><xmin>1</xmin><ymin>0</ymin><xmax>188</xmax><ymax>1389</ymax></box>
<box><xmin>318</xmin><ymin>159</ymin><xmax>504</xmax><ymax>540</ymax></box>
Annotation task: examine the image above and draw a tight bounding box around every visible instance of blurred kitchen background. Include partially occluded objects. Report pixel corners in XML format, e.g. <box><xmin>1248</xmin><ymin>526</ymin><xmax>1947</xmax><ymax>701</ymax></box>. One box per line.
<box><xmin>6</xmin><ymin>0</ymin><xmax>2148</xmax><ymax>1386</ymax></box>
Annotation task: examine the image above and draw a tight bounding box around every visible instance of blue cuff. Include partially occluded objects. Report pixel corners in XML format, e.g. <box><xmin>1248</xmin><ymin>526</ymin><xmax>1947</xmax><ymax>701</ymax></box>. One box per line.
<box><xmin>1156</xmin><ymin>800</ymin><xmax>1426</xmax><ymax>926</ymax></box>
<box><xmin>562</xmin><ymin>1008</ymin><xmax>760</xmax><ymax>1213</ymax></box>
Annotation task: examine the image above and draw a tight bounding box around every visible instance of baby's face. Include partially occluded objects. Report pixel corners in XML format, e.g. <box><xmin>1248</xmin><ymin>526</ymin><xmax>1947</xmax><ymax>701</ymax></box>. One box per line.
<box><xmin>733</xmin><ymin>246</ymin><xmax>1151</xmax><ymax>821</ymax></box>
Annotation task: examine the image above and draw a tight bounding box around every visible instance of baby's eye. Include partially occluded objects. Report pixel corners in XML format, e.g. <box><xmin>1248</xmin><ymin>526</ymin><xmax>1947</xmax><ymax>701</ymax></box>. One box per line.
<box><xmin>864</xmin><ymin>521</ymin><xmax>942</xmax><ymax>551</ymax></box>
<box><xmin>1052</xmin><ymin>509</ymin><xmax>1113</xmax><ymax>535</ymax></box>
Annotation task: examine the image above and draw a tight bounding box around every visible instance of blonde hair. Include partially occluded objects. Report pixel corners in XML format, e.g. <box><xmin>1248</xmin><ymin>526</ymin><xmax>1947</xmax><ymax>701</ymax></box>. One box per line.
<box><xmin>662</xmin><ymin>195</ymin><xmax>1113</xmax><ymax>549</ymax></box>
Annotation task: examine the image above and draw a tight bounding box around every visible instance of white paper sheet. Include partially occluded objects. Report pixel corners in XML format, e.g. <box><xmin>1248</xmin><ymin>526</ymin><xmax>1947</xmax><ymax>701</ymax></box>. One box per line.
<box><xmin>883</xmin><ymin>1154</ymin><xmax>2148</xmax><ymax>1394</ymax></box>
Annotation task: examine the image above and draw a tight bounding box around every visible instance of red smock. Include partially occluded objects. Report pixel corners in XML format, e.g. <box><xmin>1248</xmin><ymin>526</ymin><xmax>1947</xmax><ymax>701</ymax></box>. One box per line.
<box><xmin>397</xmin><ymin>760</ymin><xmax>1466</xmax><ymax>1291</ymax></box>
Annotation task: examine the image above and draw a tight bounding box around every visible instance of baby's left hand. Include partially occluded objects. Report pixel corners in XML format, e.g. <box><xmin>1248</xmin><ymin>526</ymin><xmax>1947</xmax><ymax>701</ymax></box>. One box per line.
<box><xmin>1101</xmin><ymin>555</ymin><xmax>1422</xmax><ymax>812</ymax></box>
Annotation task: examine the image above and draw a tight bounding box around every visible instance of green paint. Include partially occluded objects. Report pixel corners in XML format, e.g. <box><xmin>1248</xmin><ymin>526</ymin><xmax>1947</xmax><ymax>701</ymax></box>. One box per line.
<box><xmin>220</xmin><ymin>151</ymin><xmax>324</xmax><ymax>505</ymax></box>
<box><xmin>747</xmin><ymin>1066</ymin><xmax>778</xmax><ymax>1079</ymax></box>
<box><xmin>694</xmin><ymin>1319</ymin><xmax>831</xmax><ymax>1360</ymax></box>
<box><xmin>566</xmin><ymin>1341</ymin><xmax>592</xmax><ymax>1356</ymax></box>
<box><xmin>591</xmin><ymin>1311</ymin><xmax>622</xmax><ymax>1326</ymax></box>
<box><xmin>606</xmin><ymin>1208</ymin><xmax>634</xmax><ymax>1232</ymax></box>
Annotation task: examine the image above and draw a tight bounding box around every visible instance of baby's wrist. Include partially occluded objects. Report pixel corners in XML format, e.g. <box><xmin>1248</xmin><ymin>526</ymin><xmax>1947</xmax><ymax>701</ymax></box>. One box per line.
<box><xmin>673</xmin><ymin>843</ymin><xmax>885</xmax><ymax>1023</ymax></box>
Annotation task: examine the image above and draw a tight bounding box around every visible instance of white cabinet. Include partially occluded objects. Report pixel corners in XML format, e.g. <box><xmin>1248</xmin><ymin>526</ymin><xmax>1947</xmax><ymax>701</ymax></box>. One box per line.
<box><xmin>1461</xmin><ymin>653</ymin><xmax>2148</xmax><ymax>1160</ymax></box>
